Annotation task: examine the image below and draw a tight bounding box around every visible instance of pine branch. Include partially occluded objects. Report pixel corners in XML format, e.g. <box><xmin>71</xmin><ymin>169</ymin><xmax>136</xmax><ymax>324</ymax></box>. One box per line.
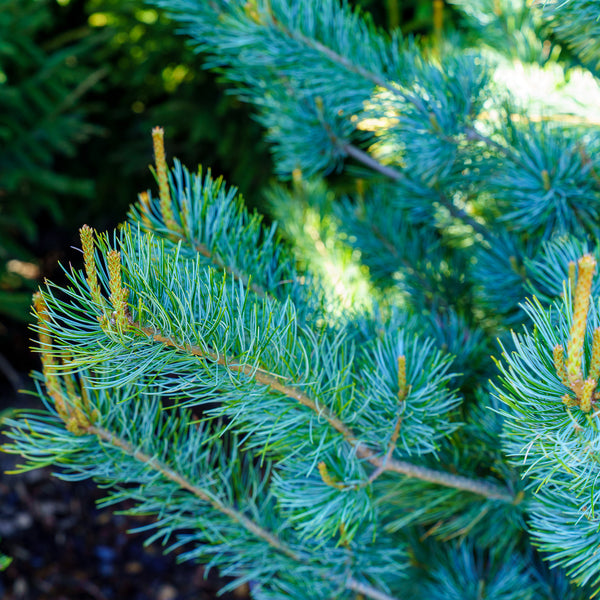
<box><xmin>130</xmin><ymin>161</ymin><xmax>325</xmax><ymax>322</ymax></box>
<box><xmin>88</xmin><ymin>424</ymin><xmax>300</xmax><ymax>561</ymax></box>
<box><xmin>341</xmin><ymin>142</ymin><xmax>492</xmax><ymax>241</ymax></box>
<box><xmin>346</xmin><ymin>578</ymin><xmax>400</xmax><ymax>600</ymax></box>
<box><xmin>134</xmin><ymin>319</ymin><xmax>514</xmax><ymax>502</ymax></box>
<box><xmin>359</xmin><ymin>448</ymin><xmax>513</xmax><ymax>502</ymax></box>
<box><xmin>5</xmin><ymin>397</ymin><xmax>405</xmax><ymax>600</ymax></box>
<box><xmin>270</xmin><ymin>13</ymin><xmax>513</xmax><ymax>202</ymax></box>
<box><xmin>3</xmin><ymin>375</ymin><xmax>412</xmax><ymax>600</ymax></box>
<box><xmin>31</xmin><ymin>217</ymin><xmax>513</xmax><ymax>507</ymax></box>
<box><xmin>342</xmin><ymin>142</ymin><xmax>406</xmax><ymax>181</ymax></box>
<box><xmin>464</xmin><ymin>126</ymin><xmax>515</xmax><ymax>159</ymax></box>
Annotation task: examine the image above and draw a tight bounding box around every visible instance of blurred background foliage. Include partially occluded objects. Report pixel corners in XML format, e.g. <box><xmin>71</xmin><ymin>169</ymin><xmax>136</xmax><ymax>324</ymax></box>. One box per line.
<box><xmin>1</xmin><ymin>0</ymin><xmax>594</xmax><ymax>384</ymax></box>
<box><xmin>0</xmin><ymin>0</ymin><xmax>442</xmax><ymax>379</ymax></box>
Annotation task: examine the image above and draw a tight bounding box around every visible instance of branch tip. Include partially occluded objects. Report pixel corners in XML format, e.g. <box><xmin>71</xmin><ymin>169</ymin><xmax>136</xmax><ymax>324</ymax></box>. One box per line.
<box><xmin>79</xmin><ymin>225</ymin><xmax>103</xmax><ymax>306</ymax></box>
<box><xmin>397</xmin><ymin>355</ymin><xmax>408</xmax><ymax>402</ymax></box>
<box><xmin>559</xmin><ymin>254</ymin><xmax>598</xmax><ymax>412</ymax></box>
<box><xmin>107</xmin><ymin>250</ymin><xmax>129</xmax><ymax>332</ymax></box>
<box><xmin>151</xmin><ymin>126</ymin><xmax>178</xmax><ymax>232</ymax></box>
<box><xmin>580</xmin><ymin>378</ymin><xmax>596</xmax><ymax>413</ymax></box>
<box><xmin>566</xmin><ymin>255</ymin><xmax>596</xmax><ymax>381</ymax></box>
<box><xmin>318</xmin><ymin>461</ymin><xmax>345</xmax><ymax>490</ymax></box>
<box><xmin>553</xmin><ymin>344</ymin><xmax>568</xmax><ymax>386</ymax></box>
<box><xmin>138</xmin><ymin>191</ymin><xmax>153</xmax><ymax>228</ymax></box>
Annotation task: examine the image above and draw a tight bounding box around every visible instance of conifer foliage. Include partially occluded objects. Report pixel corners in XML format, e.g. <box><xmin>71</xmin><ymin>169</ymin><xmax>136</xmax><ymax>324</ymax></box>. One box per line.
<box><xmin>3</xmin><ymin>1</ymin><xmax>600</xmax><ymax>598</ymax></box>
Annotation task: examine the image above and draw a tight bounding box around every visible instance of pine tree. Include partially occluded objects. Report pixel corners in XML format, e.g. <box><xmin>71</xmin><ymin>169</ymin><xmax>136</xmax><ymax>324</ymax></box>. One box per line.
<box><xmin>3</xmin><ymin>0</ymin><xmax>600</xmax><ymax>598</ymax></box>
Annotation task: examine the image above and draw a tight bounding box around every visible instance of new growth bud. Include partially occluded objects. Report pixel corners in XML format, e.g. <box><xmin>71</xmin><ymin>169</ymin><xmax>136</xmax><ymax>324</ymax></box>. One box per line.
<box><xmin>32</xmin><ymin>292</ymin><xmax>97</xmax><ymax>435</ymax></box>
<box><xmin>553</xmin><ymin>345</ymin><xmax>568</xmax><ymax>386</ymax></box>
<box><xmin>138</xmin><ymin>191</ymin><xmax>153</xmax><ymax>229</ymax></box>
<box><xmin>566</xmin><ymin>254</ymin><xmax>596</xmax><ymax>387</ymax></box>
<box><xmin>588</xmin><ymin>328</ymin><xmax>600</xmax><ymax>384</ymax></box>
<box><xmin>397</xmin><ymin>355</ymin><xmax>409</xmax><ymax>402</ymax></box>
<box><xmin>151</xmin><ymin>126</ymin><xmax>178</xmax><ymax>232</ymax></box>
<box><xmin>556</xmin><ymin>254</ymin><xmax>599</xmax><ymax>412</ymax></box>
<box><xmin>318</xmin><ymin>461</ymin><xmax>345</xmax><ymax>490</ymax></box>
<box><xmin>79</xmin><ymin>225</ymin><xmax>103</xmax><ymax>307</ymax></box>
<box><xmin>107</xmin><ymin>250</ymin><xmax>130</xmax><ymax>332</ymax></box>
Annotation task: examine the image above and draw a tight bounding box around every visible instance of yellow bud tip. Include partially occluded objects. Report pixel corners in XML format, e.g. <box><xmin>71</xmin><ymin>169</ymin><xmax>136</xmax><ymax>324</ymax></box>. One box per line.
<box><xmin>318</xmin><ymin>461</ymin><xmax>343</xmax><ymax>489</ymax></box>
<box><xmin>553</xmin><ymin>344</ymin><xmax>568</xmax><ymax>386</ymax></box>
<box><xmin>152</xmin><ymin>126</ymin><xmax>165</xmax><ymax>152</ymax></box>
<box><xmin>566</xmin><ymin>254</ymin><xmax>597</xmax><ymax>386</ymax></box>
<box><xmin>397</xmin><ymin>355</ymin><xmax>407</xmax><ymax>401</ymax></box>
<box><xmin>579</xmin><ymin>253</ymin><xmax>597</xmax><ymax>273</ymax></box>
<box><xmin>568</xmin><ymin>260</ymin><xmax>576</xmax><ymax>291</ymax></box>
<box><xmin>106</xmin><ymin>249</ymin><xmax>129</xmax><ymax>331</ymax></box>
<box><xmin>589</xmin><ymin>328</ymin><xmax>600</xmax><ymax>382</ymax></box>
<box><xmin>580</xmin><ymin>378</ymin><xmax>597</xmax><ymax>412</ymax></box>
<box><xmin>32</xmin><ymin>291</ymin><xmax>46</xmax><ymax>315</ymax></box>
<box><xmin>79</xmin><ymin>225</ymin><xmax>104</xmax><ymax>307</ymax></box>
<box><xmin>541</xmin><ymin>169</ymin><xmax>551</xmax><ymax>191</ymax></box>
<box><xmin>138</xmin><ymin>191</ymin><xmax>153</xmax><ymax>228</ymax></box>
<box><xmin>152</xmin><ymin>127</ymin><xmax>166</xmax><ymax>170</ymax></box>
<box><xmin>151</xmin><ymin>127</ymin><xmax>177</xmax><ymax>231</ymax></box>
<box><xmin>79</xmin><ymin>225</ymin><xmax>94</xmax><ymax>258</ymax></box>
<box><xmin>32</xmin><ymin>291</ymin><xmax>54</xmax><ymax>352</ymax></box>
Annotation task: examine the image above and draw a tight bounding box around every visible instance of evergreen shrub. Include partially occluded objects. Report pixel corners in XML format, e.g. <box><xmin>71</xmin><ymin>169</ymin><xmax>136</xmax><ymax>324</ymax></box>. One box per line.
<box><xmin>3</xmin><ymin>0</ymin><xmax>600</xmax><ymax>598</ymax></box>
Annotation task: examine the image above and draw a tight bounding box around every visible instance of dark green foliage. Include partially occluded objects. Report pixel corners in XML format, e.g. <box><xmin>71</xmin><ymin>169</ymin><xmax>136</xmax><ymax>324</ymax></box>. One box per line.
<box><xmin>0</xmin><ymin>0</ymin><xmax>99</xmax><ymax>232</ymax></box>
<box><xmin>0</xmin><ymin>0</ymin><xmax>100</xmax><ymax>320</ymax></box>
<box><xmin>76</xmin><ymin>0</ymin><xmax>272</xmax><ymax>208</ymax></box>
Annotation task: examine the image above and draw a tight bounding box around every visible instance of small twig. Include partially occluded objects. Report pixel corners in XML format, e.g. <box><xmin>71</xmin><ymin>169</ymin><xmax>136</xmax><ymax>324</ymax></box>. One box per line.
<box><xmin>85</xmin><ymin>424</ymin><xmax>411</xmax><ymax>600</ymax></box>
<box><xmin>342</xmin><ymin>143</ymin><xmax>406</xmax><ymax>181</ymax></box>
<box><xmin>191</xmin><ymin>239</ymin><xmax>268</xmax><ymax>298</ymax></box>
<box><xmin>356</xmin><ymin>445</ymin><xmax>513</xmax><ymax>502</ymax></box>
<box><xmin>368</xmin><ymin>412</ymin><xmax>402</xmax><ymax>484</ymax></box>
<box><xmin>50</xmin><ymin>66</ymin><xmax>110</xmax><ymax>118</ymax></box>
<box><xmin>89</xmin><ymin>423</ymin><xmax>405</xmax><ymax>600</ymax></box>
<box><xmin>270</xmin><ymin>17</ymin><xmax>495</xmax><ymax>246</ymax></box>
<box><xmin>73</xmin><ymin>577</ymin><xmax>111</xmax><ymax>600</ymax></box>
<box><xmin>347</xmin><ymin>577</ymin><xmax>402</xmax><ymax>600</ymax></box>
<box><xmin>434</xmin><ymin>190</ymin><xmax>491</xmax><ymax>241</ymax></box>
<box><xmin>342</xmin><ymin>142</ymin><xmax>492</xmax><ymax>241</ymax></box>
<box><xmin>464</xmin><ymin>126</ymin><xmax>512</xmax><ymax>157</ymax></box>
<box><xmin>283</xmin><ymin>27</ymin><xmax>401</xmax><ymax>99</ymax></box>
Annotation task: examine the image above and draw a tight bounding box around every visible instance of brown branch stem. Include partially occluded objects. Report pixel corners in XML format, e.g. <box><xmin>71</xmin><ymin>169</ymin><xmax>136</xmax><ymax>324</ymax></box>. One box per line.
<box><xmin>283</xmin><ymin>26</ymin><xmax>400</xmax><ymax>98</ymax></box>
<box><xmin>270</xmin><ymin>17</ymin><xmax>500</xmax><ymax>245</ymax></box>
